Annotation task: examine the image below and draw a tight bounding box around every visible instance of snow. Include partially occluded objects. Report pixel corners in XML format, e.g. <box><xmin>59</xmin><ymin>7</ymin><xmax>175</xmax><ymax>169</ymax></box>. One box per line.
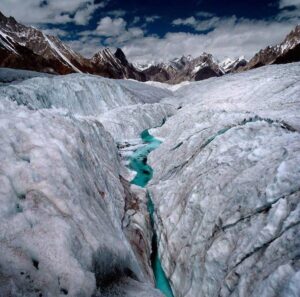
<box><xmin>0</xmin><ymin>29</ymin><xmax>19</xmax><ymax>54</ymax></box>
<box><xmin>145</xmin><ymin>80</ymin><xmax>191</xmax><ymax>91</ymax></box>
<box><xmin>134</xmin><ymin>63</ymin><xmax>153</xmax><ymax>71</ymax></box>
<box><xmin>43</xmin><ymin>33</ymin><xmax>82</xmax><ymax>73</ymax></box>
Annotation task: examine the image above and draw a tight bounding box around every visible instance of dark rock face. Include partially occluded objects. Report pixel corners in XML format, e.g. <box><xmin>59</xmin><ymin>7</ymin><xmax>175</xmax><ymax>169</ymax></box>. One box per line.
<box><xmin>194</xmin><ymin>66</ymin><xmax>220</xmax><ymax>81</ymax></box>
<box><xmin>92</xmin><ymin>48</ymin><xmax>146</xmax><ymax>81</ymax></box>
<box><xmin>143</xmin><ymin>53</ymin><xmax>224</xmax><ymax>84</ymax></box>
<box><xmin>241</xmin><ymin>25</ymin><xmax>300</xmax><ymax>71</ymax></box>
<box><xmin>273</xmin><ymin>43</ymin><xmax>300</xmax><ymax>64</ymax></box>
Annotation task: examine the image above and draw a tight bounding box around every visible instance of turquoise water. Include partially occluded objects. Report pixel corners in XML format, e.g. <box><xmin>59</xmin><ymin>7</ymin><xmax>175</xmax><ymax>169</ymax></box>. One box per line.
<box><xmin>129</xmin><ymin>130</ymin><xmax>174</xmax><ymax>297</ymax></box>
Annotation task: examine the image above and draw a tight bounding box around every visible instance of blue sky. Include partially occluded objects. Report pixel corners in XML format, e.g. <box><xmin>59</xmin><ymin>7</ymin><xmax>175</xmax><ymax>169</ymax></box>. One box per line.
<box><xmin>0</xmin><ymin>0</ymin><xmax>299</xmax><ymax>63</ymax></box>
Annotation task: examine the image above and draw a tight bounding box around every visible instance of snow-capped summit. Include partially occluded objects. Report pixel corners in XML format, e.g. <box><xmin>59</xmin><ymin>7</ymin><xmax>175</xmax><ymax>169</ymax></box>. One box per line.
<box><xmin>0</xmin><ymin>11</ymin><xmax>144</xmax><ymax>79</ymax></box>
<box><xmin>220</xmin><ymin>56</ymin><xmax>248</xmax><ymax>73</ymax></box>
<box><xmin>141</xmin><ymin>52</ymin><xmax>224</xmax><ymax>84</ymax></box>
<box><xmin>0</xmin><ymin>11</ymin><xmax>89</xmax><ymax>74</ymax></box>
<box><xmin>91</xmin><ymin>48</ymin><xmax>145</xmax><ymax>80</ymax></box>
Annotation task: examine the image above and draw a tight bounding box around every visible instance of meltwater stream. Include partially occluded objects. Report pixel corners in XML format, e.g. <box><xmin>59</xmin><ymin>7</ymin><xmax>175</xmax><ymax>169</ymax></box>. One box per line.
<box><xmin>129</xmin><ymin>130</ymin><xmax>174</xmax><ymax>297</ymax></box>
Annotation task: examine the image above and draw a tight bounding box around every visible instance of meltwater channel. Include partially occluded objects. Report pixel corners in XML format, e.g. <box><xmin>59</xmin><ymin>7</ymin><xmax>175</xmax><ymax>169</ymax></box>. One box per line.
<box><xmin>128</xmin><ymin>130</ymin><xmax>174</xmax><ymax>297</ymax></box>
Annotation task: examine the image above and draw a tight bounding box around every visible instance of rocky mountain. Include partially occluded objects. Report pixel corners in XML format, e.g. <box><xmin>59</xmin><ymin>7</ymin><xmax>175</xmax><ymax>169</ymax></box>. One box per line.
<box><xmin>91</xmin><ymin>48</ymin><xmax>146</xmax><ymax>80</ymax></box>
<box><xmin>0</xmin><ymin>11</ymin><xmax>145</xmax><ymax>80</ymax></box>
<box><xmin>241</xmin><ymin>25</ymin><xmax>300</xmax><ymax>71</ymax></box>
<box><xmin>141</xmin><ymin>53</ymin><xmax>225</xmax><ymax>84</ymax></box>
<box><xmin>1</xmin><ymin>10</ymin><xmax>300</xmax><ymax>83</ymax></box>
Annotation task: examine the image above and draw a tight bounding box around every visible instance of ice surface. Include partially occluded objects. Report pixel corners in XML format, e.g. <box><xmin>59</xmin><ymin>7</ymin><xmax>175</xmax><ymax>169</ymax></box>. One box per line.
<box><xmin>0</xmin><ymin>67</ymin><xmax>52</xmax><ymax>83</ymax></box>
<box><xmin>147</xmin><ymin>62</ymin><xmax>300</xmax><ymax>297</ymax></box>
<box><xmin>1</xmin><ymin>63</ymin><xmax>299</xmax><ymax>297</ymax></box>
<box><xmin>0</xmin><ymin>74</ymin><xmax>169</xmax><ymax>297</ymax></box>
<box><xmin>0</xmin><ymin>74</ymin><xmax>172</xmax><ymax>116</ymax></box>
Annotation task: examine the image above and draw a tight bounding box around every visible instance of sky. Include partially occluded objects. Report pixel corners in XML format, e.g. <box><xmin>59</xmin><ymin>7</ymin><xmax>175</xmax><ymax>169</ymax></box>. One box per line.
<box><xmin>0</xmin><ymin>0</ymin><xmax>299</xmax><ymax>63</ymax></box>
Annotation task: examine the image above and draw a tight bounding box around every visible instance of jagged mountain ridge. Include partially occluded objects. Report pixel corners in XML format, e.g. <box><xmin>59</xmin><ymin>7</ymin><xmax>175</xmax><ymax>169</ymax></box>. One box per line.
<box><xmin>140</xmin><ymin>53</ymin><xmax>225</xmax><ymax>84</ymax></box>
<box><xmin>0</xmin><ymin>11</ymin><xmax>145</xmax><ymax>80</ymax></box>
<box><xmin>241</xmin><ymin>24</ymin><xmax>300</xmax><ymax>71</ymax></box>
<box><xmin>0</xmin><ymin>10</ymin><xmax>299</xmax><ymax>82</ymax></box>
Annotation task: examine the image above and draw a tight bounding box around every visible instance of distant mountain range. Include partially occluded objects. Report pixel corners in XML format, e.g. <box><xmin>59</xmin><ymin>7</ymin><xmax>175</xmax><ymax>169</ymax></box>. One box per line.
<box><xmin>0</xmin><ymin>11</ymin><xmax>299</xmax><ymax>83</ymax></box>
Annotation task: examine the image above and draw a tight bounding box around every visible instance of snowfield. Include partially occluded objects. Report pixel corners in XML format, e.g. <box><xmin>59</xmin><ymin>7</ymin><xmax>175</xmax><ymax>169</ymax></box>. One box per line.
<box><xmin>0</xmin><ymin>63</ymin><xmax>299</xmax><ymax>297</ymax></box>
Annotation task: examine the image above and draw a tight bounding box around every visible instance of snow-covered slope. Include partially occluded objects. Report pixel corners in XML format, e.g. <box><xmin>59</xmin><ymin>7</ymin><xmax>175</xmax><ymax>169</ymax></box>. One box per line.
<box><xmin>147</xmin><ymin>62</ymin><xmax>300</xmax><ymax>297</ymax></box>
<box><xmin>0</xmin><ymin>74</ymin><xmax>172</xmax><ymax>116</ymax></box>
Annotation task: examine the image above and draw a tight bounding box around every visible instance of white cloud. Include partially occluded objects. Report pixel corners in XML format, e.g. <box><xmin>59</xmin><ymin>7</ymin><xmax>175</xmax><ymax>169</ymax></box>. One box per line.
<box><xmin>122</xmin><ymin>18</ymin><xmax>296</xmax><ymax>63</ymax></box>
<box><xmin>96</xmin><ymin>17</ymin><xmax>127</xmax><ymax>36</ymax></box>
<box><xmin>0</xmin><ymin>0</ymin><xmax>107</xmax><ymax>25</ymax></box>
<box><xmin>145</xmin><ymin>15</ymin><xmax>161</xmax><ymax>23</ymax></box>
<box><xmin>106</xmin><ymin>10</ymin><xmax>127</xmax><ymax>17</ymax></box>
<box><xmin>196</xmin><ymin>11</ymin><xmax>215</xmax><ymax>18</ymax></box>
<box><xmin>172</xmin><ymin>16</ymin><xmax>197</xmax><ymax>26</ymax></box>
<box><xmin>279</xmin><ymin>0</ymin><xmax>300</xmax><ymax>8</ymax></box>
<box><xmin>66</xmin><ymin>38</ymin><xmax>104</xmax><ymax>58</ymax></box>
<box><xmin>132</xmin><ymin>16</ymin><xmax>141</xmax><ymax>25</ymax></box>
<box><xmin>68</xmin><ymin>17</ymin><xmax>145</xmax><ymax>57</ymax></box>
<box><xmin>278</xmin><ymin>0</ymin><xmax>300</xmax><ymax>20</ymax></box>
<box><xmin>41</xmin><ymin>28</ymin><xmax>68</xmax><ymax>37</ymax></box>
<box><xmin>172</xmin><ymin>15</ymin><xmax>225</xmax><ymax>31</ymax></box>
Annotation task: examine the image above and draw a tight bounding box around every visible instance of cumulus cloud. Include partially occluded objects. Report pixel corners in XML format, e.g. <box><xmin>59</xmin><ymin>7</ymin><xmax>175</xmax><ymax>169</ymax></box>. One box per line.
<box><xmin>172</xmin><ymin>15</ymin><xmax>224</xmax><ymax>31</ymax></box>
<box><xmin>96</xmin><ymin>17</ymin><xmax>127</xmax><ymax>36</ymax></box>
<box><xmin>94</xmin><ymin>16</ymin><xmax>144</xmax><ymax>41</ymax></box>
<box><xmin>67</xmin><ymin>16</ymin><xmax>145</xmax><ymax>57</ymax></box>
<box><xmin>0</xmin><ymin>0</ymin><xmax>106</xmax><ymax>25</ymax></box>
<box><xmin>122</xmin><ymin>18</ymin><xmax>296</xmax><ymax>63</ymax></box>
<box><xmin>278</xmin><ymin>0</ymin><xmax>300</xmax><ymax>20</ymax></box>
<box><xmin>41</xmin><ymin>28</ymin><xmax>68</xmax><ymax>37</ymax></box>
<box><xmin>66</xmin><ymin>38</ymin><xmax>104</xmax><ymax>58</ymax></box>
<box><xmin>279</xmin><ymin>0</ymin><xmax>300</xmax><ymax>8</ymax></box>
<box><xmin>145</xmin><ymin>15</ymin><xmax>161</xmax><ymax>23</ymax></box>
<box><xmin>106</xmin><ymin>10</ymin><xmax>127</xmax><ymax>17</ymax></box>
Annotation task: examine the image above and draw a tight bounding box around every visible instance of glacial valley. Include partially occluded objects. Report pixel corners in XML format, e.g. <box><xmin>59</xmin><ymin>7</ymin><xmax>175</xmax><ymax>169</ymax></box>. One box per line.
<box><xmin>0</xmin><ymin>62</ymin><xmax>299</xmax><ymax>297</ymax></box>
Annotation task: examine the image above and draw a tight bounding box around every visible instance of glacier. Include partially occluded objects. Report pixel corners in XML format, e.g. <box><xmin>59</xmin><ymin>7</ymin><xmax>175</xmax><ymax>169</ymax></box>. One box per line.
<box><xmin>148</xmin><ymin>63</ymin><xmax>300</xmax><ymax>297</ymax></box>
<box><xmin>0</xmin><ymin>73</ymin><xmax>171</xmax><ymax>297</ymax></box>
<box><xmin>0</xmin><ymin>62</ymin><xmax>299</xmax><ymax>297</ymax></box>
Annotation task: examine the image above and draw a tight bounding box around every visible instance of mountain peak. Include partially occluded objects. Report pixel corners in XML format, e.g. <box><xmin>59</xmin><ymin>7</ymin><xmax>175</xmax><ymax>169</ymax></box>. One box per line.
<box><xmin>115</xmin><ymin>48</ymin><xmax>128</xmax><ymax>66</ymax></box>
